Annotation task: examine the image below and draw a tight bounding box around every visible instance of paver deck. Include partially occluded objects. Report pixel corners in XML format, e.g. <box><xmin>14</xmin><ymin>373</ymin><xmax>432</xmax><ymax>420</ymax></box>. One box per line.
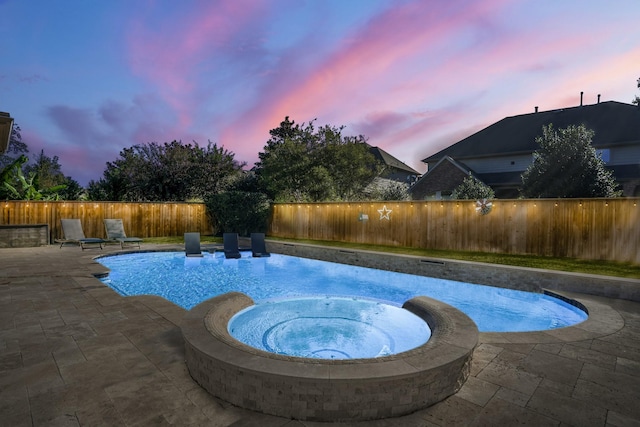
<box><xmin>1</xmin><ymin>245</ymin><xmax>639</xmax><ymax>426</ymax></box>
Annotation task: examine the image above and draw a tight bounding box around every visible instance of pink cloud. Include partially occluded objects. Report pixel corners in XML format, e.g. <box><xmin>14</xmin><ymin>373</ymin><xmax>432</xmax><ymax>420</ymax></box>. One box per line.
<box><xmin>126</xmin><ymin>1</ymin><xmax>269</xmax><ymax>131</ymax></box>
<box><xmin>217</xmin><ymin>0</ymin><xmax>514</xmax><ymax>166</ymax></box>
<box><xmin>46</xmin><ymin>0</ymin><xmax>636</xmax><ymax>180</ymax></box>
<box><xmin>354</xmin><ymin>111</ymin><xmax>413</xmax><ymax>139</ymax></box>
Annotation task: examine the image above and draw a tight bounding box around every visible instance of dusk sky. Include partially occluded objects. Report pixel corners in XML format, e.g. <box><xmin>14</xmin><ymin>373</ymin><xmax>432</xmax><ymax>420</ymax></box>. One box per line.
<box><xmin>2</xmin><ymin>0</ymin><xmax>639</xmax><ymax>185</ymax></box>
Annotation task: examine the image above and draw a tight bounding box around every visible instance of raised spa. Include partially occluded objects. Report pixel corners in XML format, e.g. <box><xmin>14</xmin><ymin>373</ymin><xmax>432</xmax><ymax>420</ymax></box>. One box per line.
<box><xmin>228</xmin><ymin>296</ymin><xmax>431</xmax><ymax>359</ymax></box>
<box><xmin>182</xmin><ymin>292</ymin><xmax>478</xmax><ymax>422</ymax></box>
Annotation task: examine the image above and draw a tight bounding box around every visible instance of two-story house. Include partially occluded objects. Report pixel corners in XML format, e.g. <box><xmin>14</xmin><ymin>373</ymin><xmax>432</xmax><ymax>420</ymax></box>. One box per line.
<box><xmin>411</xmin><ymin>100</ymin><xmax>640</xmax><ymax>199</ymax></box>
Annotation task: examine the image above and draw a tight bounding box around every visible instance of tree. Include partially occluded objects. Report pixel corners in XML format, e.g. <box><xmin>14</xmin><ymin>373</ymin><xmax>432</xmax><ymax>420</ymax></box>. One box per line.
<box><xmin>633</xmin><ymin>77</ymin><xmax>640</xmax><ymax>106</ymax></box>
<box><xmin>0</xmin><ymin>123</ymin><xmax>28</xmax><ymax>169</ymax></box>
<box><xmin>255</xmin><ymin>117</ymin><xmax>382</xmax><ymax>202</ymax></box>
<box><xmin>0</xmin><ymin>155</ymin><xmax>67</xmax><ymax>200</ymax></box>
<box><xmin>25</xmin><ymin>150</ymin><xmax>83</xmax><ymax>200</ymax></box>
<box><xmin>204</xmin><ymin>191</ymin><xmax>271</xmax><ymax>236</ymax></box>
<box><xmin>452</xmin><ymin>173</ymin><xmax>495</xmax><ymax>200</ymax></box>
<box><xmin>520</xmin><ymin>124</ymin><xmax>620</xmax><ymax>198</ymax></box>
<box><xmin>0</xmin><ymin>124</ymin><xmax>84</xmax><ymax>200</ymax></box>
<box><xmin>315</xmin><ymin>129</ymin><xmax>383</xmax><ymax>200</ymax></box>
<box><xmin>87</xmin><ymin>141</ymin><xmax>244</xmax><ymax>201</ymax></box>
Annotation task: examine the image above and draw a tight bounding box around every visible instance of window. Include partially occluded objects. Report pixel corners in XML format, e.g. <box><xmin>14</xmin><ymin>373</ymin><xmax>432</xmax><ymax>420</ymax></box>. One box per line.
<box><xmin>596</xmin><ymin>148</ymin><xmax>610</xmax><ymax>163</ymax></box>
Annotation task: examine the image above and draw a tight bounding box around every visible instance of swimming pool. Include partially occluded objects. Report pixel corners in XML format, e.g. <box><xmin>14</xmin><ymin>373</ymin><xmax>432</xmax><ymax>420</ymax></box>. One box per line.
<box><xmin>97</xmin><ymin>251</ymin><xmax>587</xmax><ymax>332</ymax></box>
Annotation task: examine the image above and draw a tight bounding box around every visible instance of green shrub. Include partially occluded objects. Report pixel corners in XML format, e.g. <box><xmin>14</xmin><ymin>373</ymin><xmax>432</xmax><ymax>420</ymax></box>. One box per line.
<box><xmin>204</xmin><ymin>191</ymin><xmax>271</xmax><ymax>236</ymax></box>
<box><xmin>452</xmin><ymin>173</ymin><xmax>495</xmax><ymax>200</ymax></box>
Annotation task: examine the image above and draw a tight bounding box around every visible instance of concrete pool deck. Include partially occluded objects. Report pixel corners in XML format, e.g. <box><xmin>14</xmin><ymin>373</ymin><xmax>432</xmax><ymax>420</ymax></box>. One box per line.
<box><xmin>1</xmin><ymin>244</ymin><xmax>639</xmax><ymax>426</ymax></box>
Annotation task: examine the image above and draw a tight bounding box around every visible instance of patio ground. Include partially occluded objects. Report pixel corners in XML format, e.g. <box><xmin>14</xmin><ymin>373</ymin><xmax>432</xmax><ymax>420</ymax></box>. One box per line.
<box><xmin>1</xmin><ymin>244</ymin><xmax>639</xmax><ymax>426</ymax></box>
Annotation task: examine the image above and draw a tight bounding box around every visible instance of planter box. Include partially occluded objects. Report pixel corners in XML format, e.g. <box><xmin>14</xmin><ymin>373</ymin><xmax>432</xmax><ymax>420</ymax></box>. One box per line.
<box><xmin>0</xmin><ymin>224</ymin><xmax>49</xmax><ymax>248</ymax></box>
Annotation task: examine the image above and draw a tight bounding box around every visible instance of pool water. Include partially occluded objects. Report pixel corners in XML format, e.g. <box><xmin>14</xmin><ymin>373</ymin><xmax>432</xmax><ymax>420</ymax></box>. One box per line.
<box><xmin>97</xmin><ymin>251</ymin><xmax>587</xmax><ymax>332</ymax></box>
<box><xmin>228</xmin><ymin>296</ymin><xmax>432</xmax><ymax>359</ymax></box>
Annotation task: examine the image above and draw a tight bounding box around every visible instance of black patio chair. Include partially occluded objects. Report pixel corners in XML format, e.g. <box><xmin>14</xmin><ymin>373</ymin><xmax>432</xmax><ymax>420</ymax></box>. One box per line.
<box><xmin>250</xmin><ymin>233</ymin><xmax>270</xmax><ymax>257</ymax></box>
<box><xmin>223</xmin><ymin>233</ymin><xmax>241</xmax><ymax>259</ymax></box>
<box><xmin>184</xmin><ymin>232</ymin><xmax>203</xmax><ymax>257</ymax></box>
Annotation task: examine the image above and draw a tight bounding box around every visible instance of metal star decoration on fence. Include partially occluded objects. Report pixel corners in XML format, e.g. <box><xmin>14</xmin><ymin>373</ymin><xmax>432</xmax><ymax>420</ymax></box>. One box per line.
<box><xmin>378</xmin><ymin>205</ymin><xmax>392</xmax><ymax>220</ymax></box>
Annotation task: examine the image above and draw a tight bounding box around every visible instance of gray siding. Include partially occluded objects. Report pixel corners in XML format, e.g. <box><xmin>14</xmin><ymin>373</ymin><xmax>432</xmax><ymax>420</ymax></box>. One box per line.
<box><xmin>462</xmin><ymin>154</ymin><xmax>533</xmax><ymax>174</ymax></box>
<box><xmin>609</xmin><ymin>145</ymin><xmax>640</xmax><ymax>165</ymax></box>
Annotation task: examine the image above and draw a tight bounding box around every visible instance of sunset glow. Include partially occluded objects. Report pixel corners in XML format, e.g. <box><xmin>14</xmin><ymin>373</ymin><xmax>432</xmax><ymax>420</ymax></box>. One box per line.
<box><xmin>2</xmin><ymin>0</ymin><xmax>639</xmax><ymax>184</ymax></box>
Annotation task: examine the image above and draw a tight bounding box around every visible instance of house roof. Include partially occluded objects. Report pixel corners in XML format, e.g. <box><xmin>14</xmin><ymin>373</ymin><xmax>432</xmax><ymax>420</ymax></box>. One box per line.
<box><xmin>411</xmin><ymin>156</ymin><xmax>473</xmax><ymax>189</ymax></box>
<box><xmin>368</xmin><ymin>145</ymin><xmax>420</xmax><ymax>174</ymax></box>
<box><xmin>421</xmin><ymin>155</ymin><xmax>472</xmax><ymax>178</ymax></box>
<box><xmin>0</xmin><ymin>112</ymin><xmax>14</xmax><ymax>154</ymax></box>
<box><xmin>422</xmin><ymin>101</ymin><xmax>640</xmax><ymax>162</ymax></box>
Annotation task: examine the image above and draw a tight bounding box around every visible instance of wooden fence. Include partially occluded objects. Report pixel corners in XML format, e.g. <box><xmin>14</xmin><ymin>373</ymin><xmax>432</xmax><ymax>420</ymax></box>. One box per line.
<box><xmin>0</xmin><ymin>201</ymin><xmax>212</xmax><ymax>242</ymax></box>
<box><xmin>268</xmin><ymin>198</ymin><xmax>640</xmax><ymax>264</ymax></box>
<box><xmin>3</xmin><ymin>198</ymin><xmax>639</xmax><ymax>264</ymax></box>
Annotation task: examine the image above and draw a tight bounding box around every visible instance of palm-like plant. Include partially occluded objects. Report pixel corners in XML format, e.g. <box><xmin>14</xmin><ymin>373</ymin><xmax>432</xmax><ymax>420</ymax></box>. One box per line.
<box><xmin>1</xmin><ymin>155</ymin><xmax>66</xmax><ymax>200</ymax></box>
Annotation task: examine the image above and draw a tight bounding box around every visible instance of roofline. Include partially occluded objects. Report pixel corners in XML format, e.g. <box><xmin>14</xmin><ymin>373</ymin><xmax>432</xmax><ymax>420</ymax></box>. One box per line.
<box><xmin>423</xmin><ymin>150</ymin><xmax>533</xmax><ymax>163</ymax></box>
<box><xmin>421</xmin><ymin>100</ymin><xmax>640</xmax><ymax>163</ymax></box>
<box><xmin>414</xmin><ymin>156</ymin><xmax>472</xmax><ymax>185</ymax></box>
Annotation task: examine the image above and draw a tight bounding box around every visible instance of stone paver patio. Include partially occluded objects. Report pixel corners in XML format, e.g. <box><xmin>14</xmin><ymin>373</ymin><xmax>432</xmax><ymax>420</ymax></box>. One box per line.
<box><xmin>1</xmin><ymin>245</ymin><xmax>639</xmax><ymax>426</ymax></box>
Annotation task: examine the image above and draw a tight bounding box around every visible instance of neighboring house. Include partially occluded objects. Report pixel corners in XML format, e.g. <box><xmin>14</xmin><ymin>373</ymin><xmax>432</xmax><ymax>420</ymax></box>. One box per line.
<box><xmin>411</xmin><ymin>100</ymin><xmax>640</xmax><ymax>199</ymax></box>
<box><xmin>409</xmin><ymin>156</ymin><xmax>473</xmax><ymax>200</ymax></box>
<box><xmin>368</xmin><ymin>145</ymin><xmax>421</xmax><ymax>184</ymax></box>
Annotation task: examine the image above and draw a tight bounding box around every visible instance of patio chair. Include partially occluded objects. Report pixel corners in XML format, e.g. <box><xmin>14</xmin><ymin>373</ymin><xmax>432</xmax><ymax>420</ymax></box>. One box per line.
<box><xmin>223</xmin><ymin>233</ymin><xmax>241</xmax><ymax>259</ymax></box>
<box><xmin>184</xmin><ymin>232</ymin><xmax>203</xmax><ymax>257</ymax></box>
<box><xmin>250</xmin><ymin>233</ymin><xmax>270</xmax><ymax>257</ymax></box>
<box><xmin>103</xmin><ymin>219</ymin><xmax>142</xmax><ymax>249</ymax></box>
<box><xmin>58</xmin><ymin>219</ymin><xmax>105</xmax><ymax>250</ymax></box>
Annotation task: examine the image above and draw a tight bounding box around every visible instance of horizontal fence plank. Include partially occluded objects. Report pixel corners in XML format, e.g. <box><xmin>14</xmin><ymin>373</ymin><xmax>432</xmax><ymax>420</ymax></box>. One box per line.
<box><xmin>0</xmin><ymin>201</ymin><xmax>212</xmax><ymax>242</ymax></box>
<box><xmin>268</xmin><ymin>199</ymin><xmax>640</xmax><ymax>264</ymax></box>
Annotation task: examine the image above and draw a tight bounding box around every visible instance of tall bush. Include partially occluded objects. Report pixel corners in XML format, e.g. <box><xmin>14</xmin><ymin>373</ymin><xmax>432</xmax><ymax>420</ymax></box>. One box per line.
<box><xmin>520</xmin><ymin>124</ymin><xmax>620</xmax><ymax>198</ymax></box>
<box><xmin>452</xmin><ymin>173</ymin><xmax>495</xmax><ymax>200</ymax></box>
<box><xmin>204</xmin><ymin>191</ymin><xmax>271</xmax><ymax>236</ymax></box>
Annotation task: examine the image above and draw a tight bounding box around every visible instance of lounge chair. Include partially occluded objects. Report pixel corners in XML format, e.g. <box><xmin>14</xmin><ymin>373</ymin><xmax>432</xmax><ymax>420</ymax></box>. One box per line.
<box><xmin>58</xmin><ymin>219</ymin><xmax>105</xmax><ymax>250</ymax></box>
<box><xmin>250</xmin><ymin>233</ymin><xmax>270</xmax><ymax>257</ymax></box>
<box><xmin>184</xmin><ymin>232</ymin><xmax>203</xmax><ymax>257</ymax></box>
<box><xmin>103</xmin><ymin>219</ymin><xmax>142</xmax><ymax>249</ymax></box>
<box><xmin>223</xmin><ymin>233</ymin><xmax>241</xmax><ymax>259</ymax></box>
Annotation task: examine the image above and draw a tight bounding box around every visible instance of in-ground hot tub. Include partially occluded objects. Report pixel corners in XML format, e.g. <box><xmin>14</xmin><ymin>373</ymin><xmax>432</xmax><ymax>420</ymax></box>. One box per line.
<box><xmin>181</xmin><ymin>292</ymin><xmax>478</xmax><ymax>422</ymax></box>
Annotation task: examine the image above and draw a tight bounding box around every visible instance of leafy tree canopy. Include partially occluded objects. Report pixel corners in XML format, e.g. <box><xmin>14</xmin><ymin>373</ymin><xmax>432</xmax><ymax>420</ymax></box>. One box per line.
<box><xmin>0</xmin><ymin>127</ymin><xmax>79</xmax><ymax>200</ymax></box>
<box><xmin>633</xmin><ymin>77</ymin><xmax>640</xmax><ymax>106</ymax></box>
<box><xmin>0</xmin><ymin>155</ymin><xmax>68</xmax><ymax>200</ymax></box>
<box><xmin>255</xmin><ymin>117</ymin><xmax>382</xmax><ymax>202</ymax></box>
<box><xmin>520</xmin><ymin>124</ymin><xmax>620</xmax><ymax>198</ymax></box>
<box><xmin>25</xmin><ymin>150</ymin><xmax>83</xmax><ymax>200</ymax></box>
<box><xmin>452</xmin><ymin>173</ymin><xmax>495</xmax><ymax>200</ymax></box>
<box><xmin>204</xmin><ymin>190</ymin><xmax>271</xmax><ymax>236</ymax></box>
<box><xmin>87</xmin><ymin>140</ymin><xmax>244</xmax><ymax>201</ymax></box>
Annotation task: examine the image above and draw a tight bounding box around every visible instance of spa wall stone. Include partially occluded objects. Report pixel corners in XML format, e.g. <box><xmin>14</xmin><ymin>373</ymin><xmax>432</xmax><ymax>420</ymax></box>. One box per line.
<box><xmin>182</xmin><ymin>292</ymin><xmax>478</xmax><ymax>421</ymax></box>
